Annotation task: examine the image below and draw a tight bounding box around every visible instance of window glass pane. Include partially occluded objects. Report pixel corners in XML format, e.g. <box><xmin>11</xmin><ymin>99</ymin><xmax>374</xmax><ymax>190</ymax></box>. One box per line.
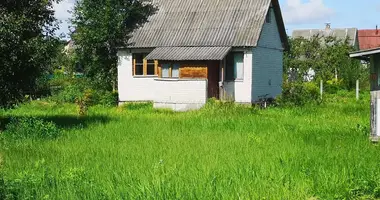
<box><xmin>147</xmin><ymin>60</ymin><xmax>155</xmax><ymax>75</ymax></box>
<box><xmin>234</xmin><ymin>53</ymin><xmax>244</xmax><ymax>80</ymax></box>
<box><xmin>162</xmin><ymin>64</ymin><xmax>170</xmax><ymax>78</ymax></box>
<box><xmin>133</xmin><ymin>53</ymin><xmax>144</xmax><ymax>76</ymax></box>
<box><xmin>226</xmin><ymin>53</ymin><xmax>234</xmax><ymax>81</ymax></box>
<box><xmin>134</xmin><ymin>54</ymin><xmax>144</xmax><ymax>64</ymax></box>
<box><xmin>172</xmin><ymin>64</ymin><xmax>180</xmax><ymax>78</ymax></box>
<box><xmin>135</xmin><ymin>64</ymin><xmax>143</xmax><ymax>75</ymax></box>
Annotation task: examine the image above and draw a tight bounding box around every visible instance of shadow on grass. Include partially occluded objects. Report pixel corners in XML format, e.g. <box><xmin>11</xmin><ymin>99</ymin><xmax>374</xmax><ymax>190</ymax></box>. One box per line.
<box><xmin>0</xmin><ymin>115</ymin><xmax>112</xmax><ymax>131</ymax></box>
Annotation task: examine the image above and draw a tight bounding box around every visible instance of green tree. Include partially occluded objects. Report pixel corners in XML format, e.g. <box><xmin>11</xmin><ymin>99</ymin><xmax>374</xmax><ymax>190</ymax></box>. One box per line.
<box><xmin>284</xmin><ymin>35</ymin><xmax>365</xmax><ymax>90</ymax></box>
<box><xmin>0</xmin><ymin>0</ymin><xmax>60</xmax><ymax>107</ymax></box>
<box><xmin>71</xmin><ymin>0</ymin><xmax>156</xmax><ymax>90</ymax></box>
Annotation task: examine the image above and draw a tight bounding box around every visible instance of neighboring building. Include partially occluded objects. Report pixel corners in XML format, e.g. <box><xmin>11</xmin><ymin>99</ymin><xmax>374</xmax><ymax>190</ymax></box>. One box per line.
<box><xmin>350</xmin><ymin>48</ymin><xmax>380</xmax><ymax>141</ymax></box>
<box><xmin>117</xmin><ymin>0</ymin><xmax>288</xmax><ymax>111</ymax></box>
<box><xmin>292</xmin><ymin>24</ymin><xmax>359</xmax><ymax>49</ymax></box>
<box><xmin>358</xmin><ymin>29</ymin><xmax>380</xmax><ymax>50</ymax></box>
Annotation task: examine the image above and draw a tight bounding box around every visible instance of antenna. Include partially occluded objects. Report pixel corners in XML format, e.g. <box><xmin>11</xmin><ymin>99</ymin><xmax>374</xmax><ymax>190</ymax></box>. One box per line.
<box><xmin>325</xmin><ymin>22</ymin><xmax>331</xmax><ymax>30</ymax></box>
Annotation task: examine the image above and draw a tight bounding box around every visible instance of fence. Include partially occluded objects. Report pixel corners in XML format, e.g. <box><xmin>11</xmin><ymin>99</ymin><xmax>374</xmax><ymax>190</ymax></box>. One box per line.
<box><xmin>319</xmin><ymin>80</ymin><xmax>361</xmax><ymax>101</ymax></box>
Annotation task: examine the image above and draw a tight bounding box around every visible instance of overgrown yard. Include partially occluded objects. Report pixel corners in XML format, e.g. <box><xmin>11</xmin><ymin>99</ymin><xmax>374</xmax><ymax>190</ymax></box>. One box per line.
<box><xmin>0</xmin><ymin>92</ymin><xmax>379</xmax><ymax>199</ymax></box>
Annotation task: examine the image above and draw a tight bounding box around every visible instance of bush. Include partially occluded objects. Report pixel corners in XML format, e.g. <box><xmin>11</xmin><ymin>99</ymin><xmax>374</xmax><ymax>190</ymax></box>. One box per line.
<box><xmin>50</xmin><ymin>78</ymin><xmax>118</xmax><ymax>107</ymax></box>
<box><xmin>278</xmin><ymin>82</ymin><xmax>320</xmax><ymax>106</ymax></box>
<box><xmin>92</xmin><ymin>90</ymin><xmax>119</xmax><ymax>107</ymax></box>
<box><xmin>325</xmin><ymin>79</ymin><xmax>344</xmax><ymax>94</ymax></box>
<box><xmin>4</xmin><ymin>117</ymin><xmax>61</xmax><ymax>140</ymax></box>
<box><xmin>50</xmin><ymin>78</ymin><xmax>91</xmax><ymax>104</ymax></box>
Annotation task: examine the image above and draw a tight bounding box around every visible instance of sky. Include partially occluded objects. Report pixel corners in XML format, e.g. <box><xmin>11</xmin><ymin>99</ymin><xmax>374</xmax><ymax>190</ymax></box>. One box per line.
<box><xmin>53</xmin><ymin>0</ymin><xmax>380</xmax><ymax>39</ymax></box>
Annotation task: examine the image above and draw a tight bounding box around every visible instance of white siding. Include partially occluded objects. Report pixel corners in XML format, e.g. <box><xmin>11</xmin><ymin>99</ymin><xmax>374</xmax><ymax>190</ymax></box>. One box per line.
<box><xmin>117</xmin><ymin>51</ymin><xmax>157</xmax><ymax>102</ymax></box>
<box><xmin>251</xmin><ymin>7</ymin><xmax>284</xmax><ymax>102</ymax></box>
<box><xmin>154</xmin><ymin>79</ymin><xmax>207</xmax><ymax>111</ymax></box>
<box><xmin>223</xmin><ymin>50</ymin><xmax>253</xmax><ymax>103</ymax></box>
<box><xmin>117</xmin><ymin>50</ymin><xmax>207</xmax><ymax>111</ymax></box>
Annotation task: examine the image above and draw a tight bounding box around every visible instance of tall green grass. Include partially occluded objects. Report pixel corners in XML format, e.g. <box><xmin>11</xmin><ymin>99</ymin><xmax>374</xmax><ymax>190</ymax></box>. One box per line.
<box><xmin>0</xmin><ymin>93</ymin><xmax>379</xmax><ymax>199</ymax></box>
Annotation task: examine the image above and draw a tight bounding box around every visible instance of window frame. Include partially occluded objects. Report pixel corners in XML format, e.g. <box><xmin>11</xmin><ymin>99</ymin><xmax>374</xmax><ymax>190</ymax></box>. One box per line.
<box><xmin>160</xmin><ymin>63</ymin><xmax>180</xmax><ymax>79</ymax></box>
<box><xmin>132</xmin><ymin>53</ymin><xmax>158</xmax><ymax>77</ymax></box>
<box><xmin>225</xmin><ymin>52</ymin><xmax>244</xmax><ymax>81</ymax></box>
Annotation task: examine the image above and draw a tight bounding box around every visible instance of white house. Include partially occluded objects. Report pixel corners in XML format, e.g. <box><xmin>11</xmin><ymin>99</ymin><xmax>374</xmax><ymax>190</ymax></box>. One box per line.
<box><xmin>118</xmin><ymin>0</ymin><xmax>288</xmax><ymax>111</ymax></box>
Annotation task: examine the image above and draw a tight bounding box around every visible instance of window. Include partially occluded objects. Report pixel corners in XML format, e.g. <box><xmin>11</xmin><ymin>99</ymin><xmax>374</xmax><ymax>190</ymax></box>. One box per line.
<box><xmin>161</xmin><ymin>63</ymin><xmax>180</xmax><ymax>78</ymax></box>
<box><xmin>172</xmin><ymin>64</ymin><xmax>180</xmax><ymax>78</ymax></box>
<box><xmin>162</xmin><ymin>64</ymin><xmax>170</xmax><ymax>78</ymax></box>
<box><xmin>133</xmin><ymin>53</ymin><xmax>144</xmax><ymax>76</ymax></box>
<box><xmin>147</xmin><ymin>60</ymin><xmax>155</xmax><ymax>75</ymax></box>
<box><xmin>266</xmin><ymin>8</ymin><xmax>272</xmax><ymax>23</ymax></box>
<box><xmin>132</xmin><ymin>53</ymin><xmax>158</xmax><ymax>76</ymax></box>
<box><xmin>226</xmin><ymin>52</ymin><xmax>244</xmax><ymax>81</ymax></box>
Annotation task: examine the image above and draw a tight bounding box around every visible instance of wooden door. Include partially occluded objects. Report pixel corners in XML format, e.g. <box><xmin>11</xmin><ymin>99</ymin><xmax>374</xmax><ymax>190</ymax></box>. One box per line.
<box><xmin>207</xmin><ymin>61</ymin><xmax>220</xmax><ymax>99</ymax></box>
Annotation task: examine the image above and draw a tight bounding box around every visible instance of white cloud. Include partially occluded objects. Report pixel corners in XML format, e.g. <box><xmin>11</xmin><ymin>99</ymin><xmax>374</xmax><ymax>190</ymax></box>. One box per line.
<box><xmin>53</xmin><ymin>0</ymin><xmax>75</xmax><ymax>38</ymax></box>
<box><xmin>282</xmin><ymin>0</ymin><xmax>334</xmax><ymax>25</ymax></box>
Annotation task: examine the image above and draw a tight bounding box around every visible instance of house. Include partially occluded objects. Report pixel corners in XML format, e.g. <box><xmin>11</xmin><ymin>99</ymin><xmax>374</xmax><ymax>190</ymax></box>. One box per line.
<box><xmin>292</xmin><ymin>24</ymin><xmax>359</xmax><ymax>49</ymax></box>
<box><xmin>117</xmin><ymin>0</ymin><xmax>288</xmax><ymax>111</ymax></box>
<box><xmin>350</xmin><ymin>47</ymin><xmax>380</xmax><ymax>141</ymax></box>
<box><xmin>358</xmin><ymin>29</ymin><xmax>380</xmax><ymax>50</ymax></box>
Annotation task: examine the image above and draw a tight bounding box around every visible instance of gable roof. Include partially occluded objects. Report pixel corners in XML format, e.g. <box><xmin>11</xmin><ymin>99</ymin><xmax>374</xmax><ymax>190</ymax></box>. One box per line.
<box><xmin>358</xmin><ymin>29</ymin><xmax>380</xmax><ymax>50</ymax></box>
<box><xmin>127</xmin><ymin>0</ymin><xmax>287</xmax><ymax>49</ymax></box>
<box><xmin>292</xmin><ymin>27</ymin><xmax>358</xmax><ymax>47</ymax></box>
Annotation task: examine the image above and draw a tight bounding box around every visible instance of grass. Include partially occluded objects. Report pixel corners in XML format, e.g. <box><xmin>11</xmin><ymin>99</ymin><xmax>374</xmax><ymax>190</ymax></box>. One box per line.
<box><xmin>0</xmin><ymin>92</ymin><xmax>379</xmax><ymax>199</ymax></box>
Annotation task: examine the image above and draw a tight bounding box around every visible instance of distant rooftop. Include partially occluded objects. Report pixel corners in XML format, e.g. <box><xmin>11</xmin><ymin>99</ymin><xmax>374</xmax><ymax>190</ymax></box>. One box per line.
<box><xmin>358</xmin><ymin>29</ymin><xmax>380</xmax><ymax>50</ymax></box>
<box><xmin>292</xmin><ymin>24</ymin><xmax>358</xmax><ymax>47</ymax></box>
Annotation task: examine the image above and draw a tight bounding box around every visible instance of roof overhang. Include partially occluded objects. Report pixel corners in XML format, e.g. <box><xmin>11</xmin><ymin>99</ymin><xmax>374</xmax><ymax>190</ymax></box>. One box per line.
<box><xmin>271</xmin><ymin>0</ymin><xmax>289</xmax><ymax>51</ymax></box>
<box><xmin>350</xmin><ymin>47</ymin><xmax>380</xmax><ymax>61</ymax></box>
<box><xmin>145</xmin><ymin>46</ymin><xmax>232</xmax><ymax>61</ymax></box>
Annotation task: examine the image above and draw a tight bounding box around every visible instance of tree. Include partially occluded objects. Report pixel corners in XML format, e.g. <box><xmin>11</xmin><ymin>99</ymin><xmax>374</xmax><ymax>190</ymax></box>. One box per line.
<box><xmin>0</xmin><ymin>0</ymin><xmax>60</xmax><ymax>107</ymax></box>
<box><xmin>71</xmin><ymin>0</ymin><xmax>156</xmax><ymax>90</ymax></box>
<box><xmin>284</xmin><ymin>35</ymin><xmax>365</xmax><ymax>90</ymax></box>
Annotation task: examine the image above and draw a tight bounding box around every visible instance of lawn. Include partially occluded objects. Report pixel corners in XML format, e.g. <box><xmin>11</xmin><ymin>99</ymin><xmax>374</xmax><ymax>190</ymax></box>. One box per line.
<box><xmin>0</xmin><ymin>92</ymin><xmax>379</xmax><ymax>199</ymax></box>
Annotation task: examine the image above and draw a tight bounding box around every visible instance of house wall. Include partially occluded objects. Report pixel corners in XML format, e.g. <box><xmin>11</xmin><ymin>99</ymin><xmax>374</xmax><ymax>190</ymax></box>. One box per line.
<box><xmin>252</xmin><ymin>7</ymin><xmax>283</xmax><ymax>102</ymax></box>
<box><xmin>118</xmin><ymin>50</ymin><xmax>208</xmax><ymax>111</ymax></box>
<box><xmin>223</xmin><ymin>51</ymin><xmax>253</xmax><ymax>103</ymax></box>
<box><xmin>118</xmin><ymin>51</ymin><xmax>157</xmax><ymax>102</ymax></box>
<box><xmin>153</xmin><ymin>79</ymin><xmax>207</xmax><ymax>111</ymax></box>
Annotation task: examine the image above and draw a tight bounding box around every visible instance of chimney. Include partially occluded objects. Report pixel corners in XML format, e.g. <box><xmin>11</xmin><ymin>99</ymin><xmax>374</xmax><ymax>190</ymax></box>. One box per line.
<box><xmin>377</xmin><ymin>25</ymin><xmax>379</xmax><ymax>35</ymax></box>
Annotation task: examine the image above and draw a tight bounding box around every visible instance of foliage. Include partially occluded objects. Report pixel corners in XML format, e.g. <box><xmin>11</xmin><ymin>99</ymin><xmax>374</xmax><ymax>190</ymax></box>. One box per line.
<box><xmin>0</xmin><ymin>0</ymin><xmax>60</xmax><ymax>107</ymax></box>
<box><xmin>50</xmin><ymin>78</ymin><xmax>118</xmax><ymax>107</ymax></box>
<box><xmin>277</xmin><ymin>81</ymin><xmax>320</xmax><ymax>106</ymax></box>
<box><xmin>0</xmin><ymin>92</ymin><xmax>377</xmax><ymax>199</ymax></box>
<box><xmin>71</xmin><ymin>0</ymin><xmax>157</xmax><ymax>90</ymax></box>
<box><xmin>284</xmin><ymin>36</ymin><xmax>366</xmax><ymax>91</ymax></box>
<box><xmin>3</xmin><ymin>117</ymin><xmax>60</xmax><ymax>140</ymax></box>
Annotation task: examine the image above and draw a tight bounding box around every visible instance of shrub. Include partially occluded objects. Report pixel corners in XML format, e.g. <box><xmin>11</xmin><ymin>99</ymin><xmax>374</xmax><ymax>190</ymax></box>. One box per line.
<box><xmin>278</xmin><ymin>82</ymin><xmax>320</xmax><ymax>106</ymax></box>
<box><xmin>325</xmin><ymin>79</ymin><xmax>344</xmax><ymax>94</ymax></box>
<box><xmin>50</xmin><ymin>78</ymin><xmax>118</xmax><ymax>107</ymax></box>
<box><xmin>51</xmin><ymin>78</ymin><xmax>91</xmax><ymax>104</ymax></box>
<box><xmin>92</xmin><ymin>90</ymin><xmax>118</xmax><ymax>107</ymax></box>
<box><xmin>4</xmin><ymin>117</ymin><xmax>61</xmax><ymax>140</ymax></box>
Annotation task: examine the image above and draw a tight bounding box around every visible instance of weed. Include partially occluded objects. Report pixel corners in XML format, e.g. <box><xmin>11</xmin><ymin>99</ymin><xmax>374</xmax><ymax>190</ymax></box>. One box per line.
<box><xmin>0</xmin><ymin>91</ymin><xmax>377</xmax><ymax>199</ymax></box>
<box><xmin>4</xmin><ymin>117</ymin><xmax>61</xmax><ymax>140</ymax></box>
